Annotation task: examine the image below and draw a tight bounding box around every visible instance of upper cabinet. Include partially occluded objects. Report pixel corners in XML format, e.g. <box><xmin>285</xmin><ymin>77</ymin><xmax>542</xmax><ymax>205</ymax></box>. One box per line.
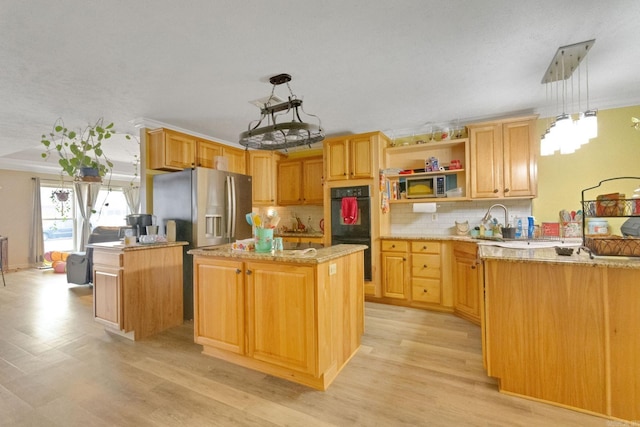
<box><xmin>325</xmin><ymin>132</ymin><xmax>385</xmax><ymax>181</ymax></box>
<box><xmin>277</xmin><ymin>156</ymin><xmax>324</xmax><ymax>206</ymax></box>
<box><xmin>148</xmin><ymin>128</ymin><xmax>196</xmax><ymax>170</ymax></box>
<box><xmin>147</xmin><ymin>128</ymin><xmax>247</xmax><ymax>174</ymax></box>
<box><xmin>247</xmin><ymin>151</ymin><xmax>283</xmax><ymax>206</ymax></box>
<box><xmin>467</xmin><ymin>116</ymin><xmax>538</xmax><ymax>199</ymax></box>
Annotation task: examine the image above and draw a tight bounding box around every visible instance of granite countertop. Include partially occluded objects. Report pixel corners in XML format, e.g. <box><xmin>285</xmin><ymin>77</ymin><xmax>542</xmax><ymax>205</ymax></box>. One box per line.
<box><xmin>189</xmin><ymin>243</ymin><xmax>366</xmax><ymax>264</ymax></box>
<box><xmin>479</xmin><ymin>244</ymin><xmax>640</xmax><ymax>269</ymax></box>
<box><xmin>381</xmin><ymin>234</ymin><xmax>640</xmax><ymax>268</ymax></box>
<box><xmin>87</xmin><ymin>241</ymin><xmax>188</xmax><ymax>251</ymax></box>
<box><xmin>276</xmin><ymin>231</ymin><xmax>324</xmax><ymax>238</ymax></box>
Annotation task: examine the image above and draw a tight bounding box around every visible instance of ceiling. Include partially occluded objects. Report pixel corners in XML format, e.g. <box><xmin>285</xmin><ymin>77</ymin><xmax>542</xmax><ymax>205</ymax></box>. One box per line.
<box><xmin>1</xmin><ymin>0</ymin><xmax>639</xmax><ymax>179</ymax></box>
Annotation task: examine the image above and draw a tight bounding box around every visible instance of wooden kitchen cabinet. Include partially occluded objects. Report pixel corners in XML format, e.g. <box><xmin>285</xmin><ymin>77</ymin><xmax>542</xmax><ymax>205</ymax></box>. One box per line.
<box><xmin>410</xmin><ymin>241</ymin><xmax>442</xmax><ymax>305</ymax></box>
<box><xmin>192</xmin><ymin>248</ymin><xmax>364</xmax><ymax>390</ymax></box>
<box><xmin>148</xmin><ymin>128</ymin><xmax>247</xmax><ymax>174</ymax></box>
<box><xmin>247</xmin><ymin>151</ymin><xmax>283</xmax><ymax>206</ymax></box>
<box><xmin>92</xmin><ymin>243</ymin><xmax>184</xmax><ymax>340</ymax></box>
<box><xmin>468</xmin><ymin>116</ymin><xmax>538</xmax><ymax>199</ymax></box>
<box><xmin>452</xmin><ymin>241</ymin><xmax>482</xmax><ymax>325</ymax></box>
<box><xmin>325</xmin><ymin>132</ymin><xmax>383</xmax><ymax>181</ymax></box>
<box><xmin>381</xmin><ymin>240</ymin><xmax>409</xmax><ymax>299</ymax></box>
<box><xmin>194</xmin><ymin>258</ymin><xmax>245</xmax><ymax>354</ymax></box>
<box><xmin>277</xmin><ymin>156</ymin><xmax>323</xmax><ymax>205</ymax></box>
<box><xmin>245</xmin><ymin>261</ymin><xmax>317</xmax><ymax>374</ymax></box>
<box><xmin>148</xmin><ymin>128</ymin><xmax>196</xmax><ymax>170</ymax></box>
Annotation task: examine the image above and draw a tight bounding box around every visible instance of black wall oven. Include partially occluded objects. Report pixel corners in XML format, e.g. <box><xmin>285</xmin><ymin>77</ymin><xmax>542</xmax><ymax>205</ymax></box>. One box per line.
<box><xmin>330</xmin><ymin>185</ymin><xmax>372</xmax><ymax>281</ymax></box>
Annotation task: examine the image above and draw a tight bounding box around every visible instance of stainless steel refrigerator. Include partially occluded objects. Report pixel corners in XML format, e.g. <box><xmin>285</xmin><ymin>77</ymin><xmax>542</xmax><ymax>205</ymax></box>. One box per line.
<box><xmin>153</xmin><ymin>167</ymin><xmax>253</xmax><ymax>319</ymax></box>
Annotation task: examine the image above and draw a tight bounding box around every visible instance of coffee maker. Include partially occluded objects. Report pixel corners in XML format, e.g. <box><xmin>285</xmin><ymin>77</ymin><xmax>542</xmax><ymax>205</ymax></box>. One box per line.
<box><xmin>126</xmin><ymin>214</ymin><xmax>153</xmax><ymax>240</ymax></box>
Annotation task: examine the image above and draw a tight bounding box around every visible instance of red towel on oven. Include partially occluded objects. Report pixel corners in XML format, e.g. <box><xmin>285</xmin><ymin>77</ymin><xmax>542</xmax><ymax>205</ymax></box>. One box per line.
<box><xmin>342</xmin><ymin>197</ymin><xmax>358</xmax><ymax>225</ymax></box>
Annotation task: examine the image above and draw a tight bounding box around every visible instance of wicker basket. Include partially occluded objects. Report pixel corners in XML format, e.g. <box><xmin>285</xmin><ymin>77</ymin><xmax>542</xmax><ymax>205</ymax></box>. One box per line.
<box><xmin>584</xmin><ymin>235</ymin><xmax>640</xmax><ymax>256</ymax></box>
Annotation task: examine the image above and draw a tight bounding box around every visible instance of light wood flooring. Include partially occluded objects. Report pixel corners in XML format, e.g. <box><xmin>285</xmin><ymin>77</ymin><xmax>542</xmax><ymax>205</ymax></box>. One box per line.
<box><xmin>0</xmin><ymin>269</ymin><xmax>615</xmax><ymax>426</ymax></box>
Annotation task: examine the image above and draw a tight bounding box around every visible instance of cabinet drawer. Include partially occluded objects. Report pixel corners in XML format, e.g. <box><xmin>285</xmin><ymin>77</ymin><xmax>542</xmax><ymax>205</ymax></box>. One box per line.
<box><xmin>411</xmin><ymin>254</ymin><xmax>441</xmax><ymax>278</ymax></box>
<box><xmin>381</xmin><ymin>240</ymin><xmax>408</xmax><ymax>252</ymax></box>
<box><xmin>92</xmin><ymin>250</ymin><xmax>123</xmax><ymax>268</ymax></box>
<box><xmin>412</xmin><ymin>278</ymin><xmax>441</xmax><ymax>304</ymax></box>
<box><xmin>411</xmin><ymin>241</ymin><xmax>441</xmax><ymax>254</ymax></box>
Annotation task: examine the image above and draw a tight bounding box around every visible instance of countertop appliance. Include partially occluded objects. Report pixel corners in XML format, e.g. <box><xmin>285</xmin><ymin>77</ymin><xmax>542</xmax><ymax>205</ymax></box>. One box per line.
<box><xmin>126</xmin><ymin>213</ymin><xmax>153</xmax><ymax>239</ymax></box>
<box><xmin>330</xmin><ymin>185</ymin><xmax>372</xmax><ymax>281</ymax></box>
<box><xmin>153</xmin><ymin>167</ymin><xmax>253</xmax><ymax>319</ymax></box>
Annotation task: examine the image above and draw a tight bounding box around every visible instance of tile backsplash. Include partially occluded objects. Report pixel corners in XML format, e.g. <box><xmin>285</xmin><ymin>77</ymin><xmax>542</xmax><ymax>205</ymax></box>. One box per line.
<box><xmin>389</xmin><ymin>199</ymin><xmax>533</xmax><ymax>236</ymax></box>
<box><xmin>256</xmin><ymin>200</ymin><xmax>533</xmax><ymax>237</ymax></box>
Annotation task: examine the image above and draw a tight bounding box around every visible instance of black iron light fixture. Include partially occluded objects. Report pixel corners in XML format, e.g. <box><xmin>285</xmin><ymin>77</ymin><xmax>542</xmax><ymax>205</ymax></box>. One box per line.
<box><xmin>239</xmin><ymin>73</ymin><xmax>324</xmax><ymax>150</ymax></box>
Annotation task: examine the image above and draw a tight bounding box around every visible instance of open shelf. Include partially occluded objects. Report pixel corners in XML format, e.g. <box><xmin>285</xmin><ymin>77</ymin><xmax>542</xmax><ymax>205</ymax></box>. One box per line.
<box><xmin>386</xmin><ymin>169</ymin><xmax>465</xmax><ymax>179</ymax></box>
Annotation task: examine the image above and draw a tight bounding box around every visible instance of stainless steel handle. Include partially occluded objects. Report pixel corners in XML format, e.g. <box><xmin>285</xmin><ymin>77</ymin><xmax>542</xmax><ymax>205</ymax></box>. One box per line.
<box><xmin>230</xmin><ymin>176</ymin><xmax>237</xmax><ymax>238</ymax></box>
<box><xmin>225</xmin><ymin>176</ymin><xmax>233</xmax><ymax>238</ymax></box>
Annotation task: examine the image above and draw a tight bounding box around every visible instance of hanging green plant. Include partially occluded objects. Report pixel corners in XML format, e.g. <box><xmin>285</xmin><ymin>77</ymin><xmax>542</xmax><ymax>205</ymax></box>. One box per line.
<box><xmin>50</xmin><ymin>189</ymin><xmax>71</xmax><ymax>219</ymax></box>
<box><xmin>40</xmin><ymin>118</ymin><xmax>122</xmax><ymax>180</ymax></box>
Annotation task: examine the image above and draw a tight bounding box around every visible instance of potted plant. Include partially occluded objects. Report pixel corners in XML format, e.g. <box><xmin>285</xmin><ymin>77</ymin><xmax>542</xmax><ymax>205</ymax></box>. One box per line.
<box><xmin>50</xmin><ymin>188</ymin><xmax>71</xmax><ymax>219</ymax></box>
<box><xmin>40</xmin><ymin>118</ymin><xmax>121</xmax><ymax>180</ymax></box>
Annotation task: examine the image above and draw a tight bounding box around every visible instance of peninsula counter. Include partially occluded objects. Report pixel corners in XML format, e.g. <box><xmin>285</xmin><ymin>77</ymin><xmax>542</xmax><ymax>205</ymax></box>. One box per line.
<box><xmin>479</xmin><ymin>245</ymin><xmax>640</xmax><ymax>422</ymax></box>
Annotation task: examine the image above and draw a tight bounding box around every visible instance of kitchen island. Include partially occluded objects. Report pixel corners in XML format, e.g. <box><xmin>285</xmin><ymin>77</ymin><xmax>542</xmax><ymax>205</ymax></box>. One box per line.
<box><xmin>480</xmin><ymin>245</ymin><xmax>640</xmax><ymax>422</ymax></box>
<box><xmin>188</xmin><ymin>244</ymin><xmax>366</xmax><ymax>390</ymax></box>
<box><xmin>90</xmin><ymin>241</ymin><xmax>187</xmax><ymax>340</ymax></box>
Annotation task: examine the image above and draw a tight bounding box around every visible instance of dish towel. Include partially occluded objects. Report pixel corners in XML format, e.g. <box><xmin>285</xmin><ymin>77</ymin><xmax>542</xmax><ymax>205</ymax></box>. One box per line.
<box><xmin>342</xmin><ymin>197</ymin><xmax>358</xmax><ymax>225</ymax></box>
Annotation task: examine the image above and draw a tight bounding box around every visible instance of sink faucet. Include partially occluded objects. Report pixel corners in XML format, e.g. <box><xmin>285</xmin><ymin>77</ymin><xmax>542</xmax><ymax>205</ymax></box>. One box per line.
<box><xmin>482</xmin><ymin>204</ymin><xmax>509</xmax><ymax>228</ymax></box>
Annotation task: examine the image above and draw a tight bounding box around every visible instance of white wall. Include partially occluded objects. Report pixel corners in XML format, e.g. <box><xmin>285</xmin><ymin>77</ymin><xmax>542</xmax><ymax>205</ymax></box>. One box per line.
<box><xmin>0</xmin><ymin>169</ymin><xmax>131</xmax><ymax>270</ymax></box>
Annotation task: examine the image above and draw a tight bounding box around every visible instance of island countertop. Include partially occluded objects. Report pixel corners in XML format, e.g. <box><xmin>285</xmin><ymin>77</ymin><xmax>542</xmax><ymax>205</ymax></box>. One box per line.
<box><xmin>87</xmin><ymin>241</ymin><xmax>188</xmax><ymax>251</ymax></box>
<box><xmin>189</xmin><ymin>243</ymin><xmax>367</xmax><ymax>264</ymax></box>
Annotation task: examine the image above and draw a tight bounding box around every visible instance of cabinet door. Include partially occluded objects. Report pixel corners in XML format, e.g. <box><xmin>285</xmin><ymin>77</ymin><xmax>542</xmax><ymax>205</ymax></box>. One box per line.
<box><xmin>350</xmin><ymin>135</ymin><xmax>374</xmax><ymax>179</ymax></box>
<box><xmin>196</xmin><ymin>140</ymin><xmax>223</xmax><ymax>168</ymax></box>
<box><xmin>194</xmin><ymin>258</ymin><xmax>245</xmax><ymax>354</ymax></box>
<box><xmin>302</xmin><ymin>157</ymin><xmax>324</xmax><ymax>204</ymax></box>
<box><xmin>453</xmin><ymin>244</ymin><xmax>482</xmax><ymax>325</ymax></box>
<box><xmin>382</xmin><ymin>252</ymin><xmax>408</xmax><ymax>299</ymax></box>
<box><xmin>502</xmin><ymin>119</ymin><xmax>537</xmax><ymax>198</ymax></box>
<box><xmin>469</xmin><ymin>124</ymin><xmax>503</xmax><ymax>198</ymax></box>
<box><xmin>223</xmin><ymin>146</ymin><xmax>247</xmax><ymax>175</ymax></box>
<box><xmin>277</xmin><ymin>160</ymin><xmax>303</xmax><ymax>205</ymax></box>
<box><xmin>93</xmin><ymin>266</ymin><xmax>122</xmax><ymax>330</ymax></box>
<box><xmin>164</xmin><ymin>131</ymin><xmax>196</xmax><ymax>169</ymax></box>
<box><xmin>248</xmin><ymin>151</ymin><xmax>277</xmax><ymax>205</ymax></box>
<box><xmin>245</xmin><ymin>262</ymin><xmax>317</xmax><ymax>375</ymax></box>
<box><xmin>325</xmin><ymin>139</ymin><xmax>349</xmax><ymax>181</ymax></box>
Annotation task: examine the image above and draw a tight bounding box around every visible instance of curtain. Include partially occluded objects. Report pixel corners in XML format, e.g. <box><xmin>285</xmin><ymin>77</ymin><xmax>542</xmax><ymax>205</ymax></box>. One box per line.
<box><xmin>74</xmin><ymin>182</ymin><xmax>101</xmax><ymax>251</ymax></box>
<box><xmin>124</xmin><ymin>185</ymin><xmax>140</xmax><ymax>214</ymax></box>
<box><xmin>29</xmin><ymin>177</ymin><xmax>45</xmax><ymax>266</ymax></box>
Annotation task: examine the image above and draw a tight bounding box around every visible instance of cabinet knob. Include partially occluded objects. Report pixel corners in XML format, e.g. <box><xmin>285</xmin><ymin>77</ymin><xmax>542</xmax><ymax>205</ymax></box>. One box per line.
<box><xmin>422</xmin><ymin>245</ymin><xmax>427</xmax><ymax>250</ymax></box>
<box><xmin>235</xmin><ymin>268</ymin><xmax>241</xmax><ymax>274</ymax></box>
<box><xmin>471</xmin><ymin>265</ymin><xmax>476</xmax><ymax>270</ymax></box>
<box><xmin>504</xmin><ymin>188</ymin><xmax>510</xmax><ymax>193</ymax></box>
<box><xmin>423</xmin><ymin>264</ymin><xmax>427</xmax><ymax>268</ymax></box>
<box><xmin>391</xmin><ymin>244</ymin><xmax>395</xmax><ymax>248</ymax></box>
<box><xmin>422</xmin><ymin>289</ymin><xmax>428</xmax><ymax>293</ymax></box>
<box><xmin>246</xmin><ymin>270</ymin><xmax>252</xmax><ymax>275</ymax></box>
<box><xmin>493</xmin><ymin>189</ymin><xmax>499</xmax><ymax>193</ymax></box>
<box><xmin>403</xmin><ymin>258</ymin><xmax>407</xmax><ymax>261</ymax></box>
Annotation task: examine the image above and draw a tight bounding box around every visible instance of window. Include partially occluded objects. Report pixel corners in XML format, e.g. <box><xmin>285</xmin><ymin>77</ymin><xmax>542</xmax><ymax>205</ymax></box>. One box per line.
<box><xmin>41</xmin><ymin>183</ymin><xmax>131</xmax><ymax>253</ymax></box>
<box><xmin>41</xmin><ymin>184</ymin><xmax>75</xmax><ymax>253</ymax></box>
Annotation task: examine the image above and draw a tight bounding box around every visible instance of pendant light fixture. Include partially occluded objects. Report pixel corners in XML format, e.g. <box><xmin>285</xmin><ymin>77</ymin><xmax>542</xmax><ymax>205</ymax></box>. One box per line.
<box><xmin>540</xmin><ymin>40</ymin><xmax>596</xmax><ymax>156</ymax></box>
<box><xmin>239</xmin><ymin>73</ymin><xmax>324</xmax><ymax>151</ymax></box>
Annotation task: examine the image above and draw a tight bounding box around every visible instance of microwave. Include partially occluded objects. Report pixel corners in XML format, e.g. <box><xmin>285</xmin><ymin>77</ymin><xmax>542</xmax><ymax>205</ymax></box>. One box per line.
<box><xmin>404</xmin><ymin>175</ymin><xmax>456</xmax><ymax>199</ymax></box>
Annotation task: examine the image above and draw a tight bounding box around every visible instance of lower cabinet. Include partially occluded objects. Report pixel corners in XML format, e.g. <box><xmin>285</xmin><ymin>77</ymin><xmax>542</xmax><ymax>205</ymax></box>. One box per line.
<box><xmin>381</xmin><ymin>240</ymin><xmax>409</xmax><ymax>299</ymax></box>
<box><xmin>379</xmin><ymin>239</ymin><xmax>451</xmax><ymax>310</ymax></box>
<box><xmin>410</xmin><ymin>241</ymin><xmax>442</xmax><ymax>305</ymax></box>
<box><xmin>452</xmin><ymin>242</ymin><xmax>483</xmax><ymax>325</ymax></box>
<box><xmin>193</xmin><ymin>252</ymin><xmax>364</xmax><ymax>390</ymax></box>
<box><xmin>92</xmin><ymin>244</ymin><xmax>184</xmax><ymax>340</ymax></box>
